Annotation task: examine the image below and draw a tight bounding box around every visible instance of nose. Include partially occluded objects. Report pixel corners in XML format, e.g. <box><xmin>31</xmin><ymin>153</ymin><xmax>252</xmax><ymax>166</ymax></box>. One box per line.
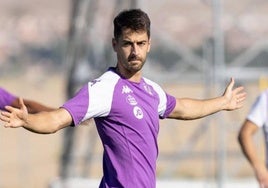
<box><xmin>131</xmin><ymin>43</ymin><xmax>139</xmax><ymax>55</ymax></box>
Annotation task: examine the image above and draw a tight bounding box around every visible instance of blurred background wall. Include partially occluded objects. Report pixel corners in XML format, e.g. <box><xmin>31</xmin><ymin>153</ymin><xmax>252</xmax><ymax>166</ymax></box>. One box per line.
<box><xmin>0</xmin><ymin>0</ymin><xmax>268</xmax><ymax>187</ymax></box>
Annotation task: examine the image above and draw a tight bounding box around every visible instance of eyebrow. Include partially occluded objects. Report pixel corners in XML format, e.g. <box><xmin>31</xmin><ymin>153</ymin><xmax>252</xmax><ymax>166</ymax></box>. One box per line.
<box><xmin>122</xmin><ymin>39</ymin><xmax>148</xmax><ymax>44</ymax></box>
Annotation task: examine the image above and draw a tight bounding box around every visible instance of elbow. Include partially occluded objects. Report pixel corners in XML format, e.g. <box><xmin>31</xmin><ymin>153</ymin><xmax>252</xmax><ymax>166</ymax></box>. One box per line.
<box><xmin>38</xmin><ymin>125</ymin><xmax>60</xmax><ymax>134</ymax></box>
<box><xmin>237</xmin><ymin>128</ymin><xmax>247</xmax><ymax>147</ymax></box>
<box><xmin>237</xmin><ymin>131</ymin><xmax>243</xmax><ymax>145</ymax></box>
<box><xmin>38</xmin><ymin>128</ymin><xmax>58</xmax><ymax>134</ymax></box>
<box><xmin>47</xmin><ymin>129</ymin><xmax>58</xmax><ymax>134</ymax></box>
<box><xmin>47</xmin><ymin>125</ymin><xmax>62</xmax><ymax>134</ymax></box>
<box><xmin>24</xmin><ymin>126</ymin><xmax>57</xmax><ymax>134</ymax></box>
<box><xmin>47</xmin><ymin>122</ymin><xmax>70</xmax><ymax>134</ymax></box>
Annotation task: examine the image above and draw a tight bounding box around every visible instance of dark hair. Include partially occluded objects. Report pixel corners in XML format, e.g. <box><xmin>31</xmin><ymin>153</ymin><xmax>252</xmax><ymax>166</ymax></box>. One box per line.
<box><xmin>113</xmin><ymin>9</ymin><xmax>151</xmax><ymax>40</ymax></box>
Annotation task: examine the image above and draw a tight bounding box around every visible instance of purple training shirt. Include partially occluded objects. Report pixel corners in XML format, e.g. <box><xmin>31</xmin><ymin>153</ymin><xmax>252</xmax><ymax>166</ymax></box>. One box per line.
<box><xmin>0</xmin><ymin>88</ymin><xmax>16</xmax><ymax>110</ymax></box>
<box><xmin>62</xmin><ymin>67</ymin><xmax>176</xmax><ymax>188</ymax></box>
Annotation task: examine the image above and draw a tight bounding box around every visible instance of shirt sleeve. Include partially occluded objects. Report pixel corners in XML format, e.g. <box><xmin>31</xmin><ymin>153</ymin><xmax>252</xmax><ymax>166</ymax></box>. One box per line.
<box><xmin>247</xmin><ymin>91</ymin><xmax>268</xmax><ymax>127</ymax></box>
<box><xmin>61</xmin><ymin>76</ymin><xmax>116</xmax><ymax>126</ymax></box>
<box><xmin>0</xmin><ymin>88</ymin><xmax>17</xmax><ymax>110</ymax></box>
<box><xmin>143</xmin><ymin>78</ymin><xmax>176</xmax><ymax>119</ymax></box>
<box><xmin>61</xmin><ymin>84</ymin><xmax>90</xmax><ymax>126</ymax></box>
<box><xmin>160</xmin><ymin>93</ymin><xmax>176</xmax><ymax>119</ymax></box>
<box><xmin>159</xmin><ymin>93</ymin><xmax>176</xmax><ymax>119</ymax></box>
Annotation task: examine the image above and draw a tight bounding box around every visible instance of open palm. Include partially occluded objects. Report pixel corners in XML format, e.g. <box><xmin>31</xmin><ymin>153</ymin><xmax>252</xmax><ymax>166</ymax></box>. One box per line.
<box><xmin>222</xmin><ymin>78</ymin><xmax>246</xmax><ymax>111</ymax></box>
<box><xmin>0</xmin><ymin>97</ymin><xmax>28</xmax><ymax>128</ymax></box>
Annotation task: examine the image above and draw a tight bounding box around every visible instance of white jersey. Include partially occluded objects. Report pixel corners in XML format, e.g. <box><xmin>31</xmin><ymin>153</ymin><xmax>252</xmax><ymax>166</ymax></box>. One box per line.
<box><xmin>247</xmin><ymin>89</ymin><xmax>268</xmax><ymax>165</ymax></box>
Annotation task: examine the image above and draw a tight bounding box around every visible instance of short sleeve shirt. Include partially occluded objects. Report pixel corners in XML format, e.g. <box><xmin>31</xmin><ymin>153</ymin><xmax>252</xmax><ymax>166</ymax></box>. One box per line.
<box><xmin>247</xmin><ymin>89</ymin><xmax>268</xmax><ymax>165</ymax></box>
<box><xmin>247</xmin><ymin>89</ymin><xmax>268</xmax><ymax>128</ymax></box>
<box><xmin>0</xmin><ymin>88</ymin><xmax>16</xmax><ymax>110</ymax></box>
<box><xmin>62</xmin><ymin>67</ymin><xmax>176</xmax><ymax>188</ymax></box>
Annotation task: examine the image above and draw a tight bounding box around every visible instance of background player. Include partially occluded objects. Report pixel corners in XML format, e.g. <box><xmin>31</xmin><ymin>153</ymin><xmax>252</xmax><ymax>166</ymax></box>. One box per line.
<box><xmin>238</xmin><ymin>89</ymin><xmax>268</xmax><ymax>188</ymax></box>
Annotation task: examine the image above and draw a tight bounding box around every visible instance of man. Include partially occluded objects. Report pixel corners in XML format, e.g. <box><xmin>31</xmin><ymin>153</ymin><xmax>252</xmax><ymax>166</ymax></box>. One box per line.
<box><xmin>1</xmin><ymin>9</ymin><xmax>246</xmax><ymax>188</ymax></box>
<box><xmin>238</xmin><ymin>89</ymin><xmax>268</xmax><ymax>188</ymax></box>
<box><xmin>0</xmin><ymin>87</ymin><xmax>54</xmax><ymax>113</ymax></box>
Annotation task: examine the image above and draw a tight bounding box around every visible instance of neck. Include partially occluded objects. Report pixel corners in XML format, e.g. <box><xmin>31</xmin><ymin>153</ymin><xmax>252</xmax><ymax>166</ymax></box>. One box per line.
<box><xmin>115</xmin><ymin>66</ymin><xmax>142</xmax><ymax>83</ymax></box>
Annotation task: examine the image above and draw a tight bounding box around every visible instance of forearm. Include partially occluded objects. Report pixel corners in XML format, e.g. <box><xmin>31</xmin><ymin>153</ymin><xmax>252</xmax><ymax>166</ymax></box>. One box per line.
<box><xmin>169</xmin><ymin>96</ymin><xmax>227</xmax><ymax>120</ymax></box>
<box><xmin>23</xmin><ymin>109</ymin><xmax>72</xmax><ymax>134</ymax></box>
<box><xmin>12</xmin><ymin>98</ymin><xmax>55</xmax><ymax>113</ymax></box>
<box><xmin>24</xmin><ymin>113</ymin><xmax>57</xmax><ymax>134</ymax></box>
<box><xmin>25</xmin><ymin>103</ymin><xmax>55</xmax><ymax>113</ymax></box>
<box><xmin>238</xmin><ymin>130</ymin><xmax>266</xmax><ymax>174</ymax></box>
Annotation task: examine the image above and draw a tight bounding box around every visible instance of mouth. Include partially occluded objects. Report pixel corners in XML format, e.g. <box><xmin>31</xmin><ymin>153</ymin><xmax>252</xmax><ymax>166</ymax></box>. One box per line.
<box><xmin>128</xmin><ymin>60</ymin><xmax>142</xmax><ymax>66</ymax></box>
<box><xmin>128</xmin><ymin>54</ymin><xmax>141</xmax><ymax>62</ymax></box>
<box><xmin>129</xmin><ymin>59</ymin><xmax>140</xmax><ymax>62</ymax></box>
<box><xmin>128</xmin><ymin>57</ymin><xmax>141</xmax><ymax>62</ymax></box>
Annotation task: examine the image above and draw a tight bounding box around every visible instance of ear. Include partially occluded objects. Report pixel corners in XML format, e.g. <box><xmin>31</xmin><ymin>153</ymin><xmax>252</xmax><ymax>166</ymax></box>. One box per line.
<box><xmin>147</xmin><ymin>38</ymin><xmax>151</xmax><ymax>53</ymax></box>
<box><xmin>112</xmin><ymin>38</ymin><xmax>117</xmax><ymax>52</ymax></box>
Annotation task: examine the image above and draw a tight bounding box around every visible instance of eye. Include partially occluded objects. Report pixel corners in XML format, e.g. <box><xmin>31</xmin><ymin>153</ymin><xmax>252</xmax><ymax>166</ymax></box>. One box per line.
<box><xmin>137</xmin><ymin>41</ymin><xmax>146</xmax><ymax>47</ymax></box>
<box><xmin>122</xmin><ymin>41</ymin><xmax>132</xmax><ymax>47</ymax></box>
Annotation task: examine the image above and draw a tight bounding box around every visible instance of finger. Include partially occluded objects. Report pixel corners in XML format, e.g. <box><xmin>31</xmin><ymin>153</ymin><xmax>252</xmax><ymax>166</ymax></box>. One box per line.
<box><xmin>0</xmin><ymin>113</ymin><xmax>11</xmax><ymax>127</ymax></box>
<box><xmin>226</xmin><ymin>77</ymin><xmax>235</xmax><ymax>91</ymax></box>
<box><xmin>4</xmin><ymin>105</ymin><xmax>16</xmax><ymax>113</ymax></box>
<box><xmin>238</xmin><ymin>92</ymin><xmax>247</xmax><ymax>99</ymax></box>
<box><xmin>19</xmin><ymin>97</ymin><xmax>25</xmax><ymax>108</ymax></box>
<box><xmin>238</xmin><ymin>96</ymin><xmax>246</xmax><ymax>103</ymax></box>
<box><xmin>230</xmin><ymin>77</ymin><xmax>234</xmax><ymax>84</ymax></box>
<box><xmin>235</xmin><ymin>90</ymin><xmax>247</xmax><ymax>98</ymax></box>
<box><xmin>0</xmin><ymin>111</ymin><xmax>10</xmax><ymax>121</ymax></box>
<box><xmin>235</xmin><ymin>99</ymin><xmax>245</xmax><ymax>107</ymax></box>
<box><xmin>1</xmin><ymin>111</ymin><xmax>11</xmax><ymax>118</ymax></box>
<box><xmin>4</xmin><ymin>123</ymin><xmax>11</xmax><ymax>128</ymax></box>
<box><xmin>233</xmin><ymin>86</ymin><xmax>245</xmax><ymax>94</ymax></box>
<box><xmin>0</xmin><ymin>115</ymin><xmax>10</xmax><ymax>123</ymax></box>
<box><xmin>236</xmin><ymin>93</ymin><xmax>246</xmax><ymax>103</ymax></box>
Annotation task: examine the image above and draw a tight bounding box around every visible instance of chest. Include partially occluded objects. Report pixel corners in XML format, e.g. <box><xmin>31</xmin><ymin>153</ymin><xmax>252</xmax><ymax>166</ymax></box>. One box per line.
<box><xmin>110</xmin><ymin>82</ymin><xmax>160</xmax><ymax>123</ymax></box>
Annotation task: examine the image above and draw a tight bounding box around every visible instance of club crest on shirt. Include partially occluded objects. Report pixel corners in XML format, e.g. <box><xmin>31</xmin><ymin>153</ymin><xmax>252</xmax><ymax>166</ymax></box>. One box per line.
<box><xmin>133</xmin><ymin>106</ymin><xmax>143</xmax><ymax>119</ymax></box>
<box><xmin>126</xmin><ymin>95</ymin><xmax>138</xmax><ymax>105</ymax></box>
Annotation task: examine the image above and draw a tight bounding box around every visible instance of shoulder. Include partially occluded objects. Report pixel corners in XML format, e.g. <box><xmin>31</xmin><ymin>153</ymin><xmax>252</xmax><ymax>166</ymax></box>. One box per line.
<box><xmin>87</xmin><ymin>69</ymin><xmax>120</xmax><ymax>89</ymax></box>
<box><xmin>247</xmin><ymin>89</ymin><xmax>268</xmax><ymax>120</ymax></box>
<box><xmin>83</xmin><ymin>69</ymin><xmax>121</xmax><ymax>99</ymax></box>
<box><xmin>263</xmin><ymin>89</ymin><xmax>268</xmax><ymax>98</ymax></box>
<box><xmin>143</xmin><ymin>77</ymin><xmax>162</xmax><ymax>89</ymax></box>
<box><xmin>256</xmin><ymin>90</ymin><xmax>268</xmax><ymax>104</ymax></box>
<box><xmin>143</xmin><ymin>77</ymin><xmax>166</xmax><ymax>95</ymax></box>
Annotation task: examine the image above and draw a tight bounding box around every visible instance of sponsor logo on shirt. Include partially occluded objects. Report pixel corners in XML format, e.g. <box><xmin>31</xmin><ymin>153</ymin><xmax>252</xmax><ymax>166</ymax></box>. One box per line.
<box><xmin>133</xmin><ymin>106</ymin><xmax>143</xmax><ymax>119</ymax></box>
<box><xmin>91</xmin><ymin>79</ymin><xmax>101</xmax><ymax>86</ymax></box>
<box><xmin>122</xmin><ymin>85</ymin><xmax>133</xmax><ymax>94</ymax></box>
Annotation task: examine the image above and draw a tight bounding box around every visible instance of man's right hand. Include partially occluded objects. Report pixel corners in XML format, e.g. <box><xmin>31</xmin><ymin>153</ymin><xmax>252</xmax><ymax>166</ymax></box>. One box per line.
<box><xmin>0</xmin><ymin>97</ymin><xmax>28</xmax><ymax>128</ymax></box>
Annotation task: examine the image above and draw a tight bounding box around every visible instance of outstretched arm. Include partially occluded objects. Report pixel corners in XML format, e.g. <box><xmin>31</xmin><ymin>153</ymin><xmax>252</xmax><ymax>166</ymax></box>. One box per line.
<box><xmin>0</xmin><ymin>87</ymin><xmax>55</xmax><ymax>113</ymax></box>
<box><xmin>11</xmin><ymin>98</ymin><xmax>55</xmax><ymax>113</ymax></box>
<box><xmin>168</xmin><ymin>78</ymin><xmax>246</xmax><ymax>120</ymax></box>
<box><xmin>238</xmin><ymin>120</ymin><xmax>268</xmax><ymax>188</ymax></box>
<box><xmin>0</xmin><ymin>98</ymin><xmax>72</xmax><ymax>134</ymax></box>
